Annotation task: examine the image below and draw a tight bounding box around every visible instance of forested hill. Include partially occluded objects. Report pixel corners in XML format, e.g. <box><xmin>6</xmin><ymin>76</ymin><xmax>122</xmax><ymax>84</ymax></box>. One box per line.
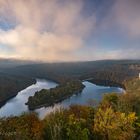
<box><xmin>2</xmin><ymin>60</ymin><xmax>140</xmax><ymax>85</ymax></box>
<box><xmin>0</xmin><ymin>58</ymin><xmax>37</xmax><ymax>69</ymax></box>
<box><xmin>0</xmin><ymin>72</ymin><xmax>35</xmax><ymax>107</ymax></box>
<box><xmin>0</xmin><ymin>78</ymin><xmax>140</xmax><ymax>140</ymax></box>
<box><xmin>0</xmin><ymin>59</ymin><xmax>139</xmax><ymax>107</ymax></box>
<box><xmin>0</xmin><ymin>58</ymin><xmax>37</xmax><ymax>106</ymax></box>
<box><xmin>26</xmin><ymin>80</ymin><xmax>85</xmax><ymax>110</ymax></box>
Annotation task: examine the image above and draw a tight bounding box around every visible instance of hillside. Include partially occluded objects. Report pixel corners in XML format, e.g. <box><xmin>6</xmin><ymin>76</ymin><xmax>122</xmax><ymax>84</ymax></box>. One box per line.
<box><xmin>0</xmin><ymin>73</ymin><xmax>35</xmax><ymax>107</ymax></box>
<box><xmin>125</xmin><ymin>78</ymin><xmax>140</xmax><ymax>94</ymax></box>
<box><xmin>0</xmin><ymin>58</ymin><xmax>37</xmax><ymax>69</ymax></box>
<box><xmin>0</xmin><ymin>78</ymin><xmax>140</xmax><ymax>140</ymax></box>
<box><xmin>1</xmin><ymin>60</ymin><xmax>140</xmax><ymax>84</ymax></box>
<box><xmin>26</xmin><ymin>80</ymin><xmax>85</xmax><ymax>110</ymax></box>
<box><xmin>0</xmin><ymin>60</ymin><xmax>139</xmax><ymax>108</ymax></box>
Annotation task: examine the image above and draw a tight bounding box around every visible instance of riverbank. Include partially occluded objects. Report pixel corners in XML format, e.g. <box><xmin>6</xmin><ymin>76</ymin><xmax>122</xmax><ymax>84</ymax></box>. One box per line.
<box><xmin>0</xmin><ymin>79</ymin><xmax>58</xmax><ymax>118</ymax></box>
<box><xmin>0</xmin><ymin>78</ymin><xmax>36</xmax><ymax>108</ymax></box>
<box><xmin>0</xmin><ymin>78</ymin><xmax>139</xmax><ymax>140</ymax></box>
<box><xmin>26</xmin><ymin>80</ymin><xmax>85</xmax><ymax>110</ymax></box>
<box><xmin>87</xmin><ymin>79</ymin><xmax>125</xmax><ymax>89</ymax></box>
<box><xmin>0</xmin><ymin>80</ymin><xmax>122</xmax><ymax>118</ymax></box>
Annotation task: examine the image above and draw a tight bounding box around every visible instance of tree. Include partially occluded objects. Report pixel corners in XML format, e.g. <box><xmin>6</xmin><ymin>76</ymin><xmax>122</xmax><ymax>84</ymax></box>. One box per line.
<box><xmin>43</xmin><ymin>109</ymin><xmax>67</xmax><ymax>140</ymax></box>
<box><xmin>0</xmin><ymin>113</ymin><xmax>43</xmax><ymax>140</ymax></box>
<box><xmin>101</xmin><ymin>93</ymin><xmax>119</xmax><ymax>110</ymax></box>
<box><xmin>94</xmin><ymin>107</ymin><xmax>137</xmax><ymax>140</ymax></box>
<box><xmin>66</xmin><ymin>114</ymin><xmax>89</xmax><ymax>140</ymax></box>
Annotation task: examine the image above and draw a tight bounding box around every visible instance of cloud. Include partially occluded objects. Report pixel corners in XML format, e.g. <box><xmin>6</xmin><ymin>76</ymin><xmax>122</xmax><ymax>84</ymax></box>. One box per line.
<box><xmin>94</xmin><ymin>0</ymin><xmax>140</xmax><ymax>60</ymax></box>
<box><xmin>0</xmin><ymin>0</ymin><xmax>140</xmax><ymax>61</ymax></box>
<box><xmin>0</xmin><ymin>26</ymin><xmax>85</xmax><ymax>61</ymax></box>
<box><xmin>0</xmin><ymin>0</ymin><xmax>96</xmax><ymax>61</ymax></box>
<box><xmin>109</xmin><ymin>0</ymin><xmax>140</xmax><ymax>37</ymax></box>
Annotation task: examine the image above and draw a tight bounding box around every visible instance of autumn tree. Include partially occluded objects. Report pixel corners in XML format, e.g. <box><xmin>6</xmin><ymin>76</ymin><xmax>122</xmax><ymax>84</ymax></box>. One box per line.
<box><xmin>66</xmin><ymin>114</ymin><xmax>89</xmax><ymax>140</ymax></box>
<box><xmin>0</xmin><ymin>113</ymin><xmax>43</xmax><ymax>140</ymax></box>
<box><xmin>94</xmin><ymin>107</ymin><xmax>137</xmax><ymax>140</ymax></box>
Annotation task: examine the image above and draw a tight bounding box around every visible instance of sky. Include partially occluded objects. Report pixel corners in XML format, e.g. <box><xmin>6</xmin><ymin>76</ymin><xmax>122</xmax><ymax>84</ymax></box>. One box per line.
<box><xmin>0</xmin><ymin>0</ymin><xmax>140</xmax><ymax>62</ymax></box>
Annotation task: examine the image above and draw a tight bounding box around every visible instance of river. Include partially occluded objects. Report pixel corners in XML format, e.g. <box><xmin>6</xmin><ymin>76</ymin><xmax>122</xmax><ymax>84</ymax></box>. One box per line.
<box><xmin>0</xmin><ymin>79</ymin><xmax>124</xmax><ymax>119</ymax></box>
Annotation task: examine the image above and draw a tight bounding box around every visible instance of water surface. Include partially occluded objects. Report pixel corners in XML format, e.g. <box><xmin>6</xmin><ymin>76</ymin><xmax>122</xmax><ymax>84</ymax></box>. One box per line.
<box><xmin>0</xmin><ymin>79</ymin><xmax>123</xmax><ymax>119</ymax></box>
<box><xmin>0</xmin><ymin>79</ymin><xmax>57</xmax><ymax>117</ymax></box>
<box><xmin>36</xmin><ymin>81</ymin><xmax>123</xmax><ymax>119</ymax></box>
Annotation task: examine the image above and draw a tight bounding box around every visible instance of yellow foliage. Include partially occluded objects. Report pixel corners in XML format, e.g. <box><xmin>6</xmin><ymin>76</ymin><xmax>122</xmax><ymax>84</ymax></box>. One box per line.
<box><xmin>94</xmin><ymin>107</ymin><xmax>137</xmax><ymax>140</ymax></box>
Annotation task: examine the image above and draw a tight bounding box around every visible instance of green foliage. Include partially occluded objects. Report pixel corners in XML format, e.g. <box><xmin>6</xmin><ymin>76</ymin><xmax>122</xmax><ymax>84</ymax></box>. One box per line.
<box><xmin>134</xmin><ymin>116</ymin><xmax>140</xmax><ymax>138</ymax></box>
<box><xmin>2</xmin><ymin>60</ymin><xmax>140</xmax><ymax>86</ymax></box>
<box><xmin>117</xmin><ymin>94</ymin><xmax>140</xmax><ymax>116</ymax></box>
<box><xmin>0</xmin><ymin>73</ymin><xmax>35</xmax><ymax>107</ymax></box>
<box><xmin>66</xmin><ymin>114</ymin><xmax>89</xmax><ymax>140</ymax></box>
<box><xmin>101</xmin><ymin>93</ymin><xmax>119</xmax><ymax>110</ymax></box>
<box><xmin>94</xmin><ymin>107</ymin><xmax>137</xmax><ymax>140</ymax></box>
<box><xmin>1</xmin><ymin>76</ymin><xmax>140</xmax><ymax>140</ymax></box>
<box><xmin>120</xmin><ymin>78</ymin><xmax>140</xmax><ymax>115</ymax></box>
<box><xmin>102</xmin><ymin>93</ymin><xmax>119</xmax><ymax>105</ymax></box>
<box><xmin>67</xmin><ymin>105</ymin><xmax>94</xmax><ymax>140</ymax></box>
<box><xmin>0</xmin><ymin>113</ymin><xmax>43</xmax><ymax>140</ymax></box>
<box><xmin>125</xmin><ymin>78</ymin><xmax>140</xmax><ymax>94</ymax></box>
<box><xmin>26</xmin><ymin>81</ymin><xmax>85</xmax><ymax>110</ymax></box>
<box><xmin>43</xmin><ymin>105</ymin><xmax>94</xmax><ymax>140</ymax></box>
<box><xmin>43</xmin><ymin>109</ymin><xmax>67</xmax><ymax>140</ymax></box>
<box><xmin>0</xmin><ymin>104</ymin><xmax>139</xmax><ymax>140</ymax></box>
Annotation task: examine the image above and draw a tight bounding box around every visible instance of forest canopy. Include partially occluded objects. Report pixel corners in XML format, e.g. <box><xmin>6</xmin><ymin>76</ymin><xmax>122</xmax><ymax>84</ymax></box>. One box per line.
<box><xmin>0</xmin><ymin>78</ymin><xmax>140</xmax><ymax>140</ymax></box>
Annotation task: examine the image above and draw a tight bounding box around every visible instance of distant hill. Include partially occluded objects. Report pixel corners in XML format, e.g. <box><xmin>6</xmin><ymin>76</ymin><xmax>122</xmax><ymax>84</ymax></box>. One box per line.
<box><xmin>1</xmin><ymin>60</ymin><xmax>140</xmax><ymax>84</ymax></box>
<box><xmin>0</xmin><ymin>72</ymin><xmax>35</xmax><ymax>107</ymax></box>
<box><xmin>0</xmin><ymin>58</ymin><xmax>37</xmax><ymax>69</ymax></box>
<box><xmin>0</xmin><ymin>59</ymin><xmax>140</xmax><ymax>106</ymax></box>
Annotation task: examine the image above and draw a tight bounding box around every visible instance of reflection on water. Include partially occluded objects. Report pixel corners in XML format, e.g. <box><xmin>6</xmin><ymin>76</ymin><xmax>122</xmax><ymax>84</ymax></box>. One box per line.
<box><xmin>0</xmin><ymin>79</ymin><xmax>57</xmax><ymax>118</ymax></box>
<box><xmin>36</xmin><ymin>81</ymin><xmax>123</xmax><ymax>119</ymax></box>
<box><xmin>0</xmin><ymin>80</ymin><xmax>123</xmax><ymax>119</ymax></box>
